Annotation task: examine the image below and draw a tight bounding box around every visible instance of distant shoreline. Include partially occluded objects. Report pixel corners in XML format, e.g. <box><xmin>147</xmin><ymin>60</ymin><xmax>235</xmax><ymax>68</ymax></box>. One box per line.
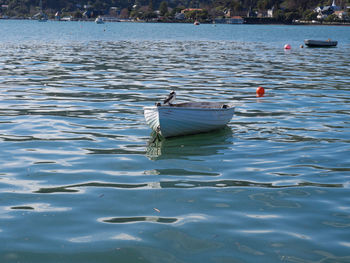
<box><xmin>1</xmin><ymin>17</ymin><xmax>350</xmax><ymax>26</ymax></box>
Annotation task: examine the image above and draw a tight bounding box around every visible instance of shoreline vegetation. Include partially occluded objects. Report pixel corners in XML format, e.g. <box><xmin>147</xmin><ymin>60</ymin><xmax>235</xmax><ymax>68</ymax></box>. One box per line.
<box><xmin>0</xmin><ymin>0</ymin><xmax>349</xmax><ymax>25</ymax></box>
<box><xmin>1</xmin><ymin>17</ymin><xmax>350</xmax><ymax>26</ymax></box>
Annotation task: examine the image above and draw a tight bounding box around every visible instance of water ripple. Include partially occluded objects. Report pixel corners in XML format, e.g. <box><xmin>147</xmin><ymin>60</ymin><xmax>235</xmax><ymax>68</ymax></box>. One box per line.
<box><xmin>1</xmin><ymin>22</ymin><xmax>350</xmax><ymax>262</ymax></box>
<box><xmin>33</xmin><ymin>179</ymin><xmax>343</xmax><ymax>194</ymax></box>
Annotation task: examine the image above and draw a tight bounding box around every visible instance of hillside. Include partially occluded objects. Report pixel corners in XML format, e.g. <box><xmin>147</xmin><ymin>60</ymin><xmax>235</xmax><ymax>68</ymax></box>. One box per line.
<box><xmin>0</xmin><ymin>0</ymin><xmax>349</xmax><ymax>22</ymax></box>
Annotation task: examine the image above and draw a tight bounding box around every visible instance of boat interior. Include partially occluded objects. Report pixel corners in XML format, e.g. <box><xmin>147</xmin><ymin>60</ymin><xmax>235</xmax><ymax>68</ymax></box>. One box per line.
<box><xmin>156</xmin><ymin>102</ymin><xmax>231</xmax><ymax>109</ymax></box>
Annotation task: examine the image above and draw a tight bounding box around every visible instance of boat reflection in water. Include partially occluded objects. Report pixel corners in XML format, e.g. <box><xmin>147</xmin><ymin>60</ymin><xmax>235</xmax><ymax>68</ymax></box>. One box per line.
<box><xmin>146</xmin><ymin>126</ymin><xmax>233</xmax><ymax>160</ymax></box>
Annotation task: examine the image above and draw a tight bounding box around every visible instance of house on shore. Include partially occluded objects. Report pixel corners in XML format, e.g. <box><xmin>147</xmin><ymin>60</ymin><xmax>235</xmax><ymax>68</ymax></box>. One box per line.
<box><xmin>315</xmin><ymin>0</ymin><xmax>343</xmax><ymax>19</ymax></box>
<box><xmin>215</xmin><ymin>9</ymin><xmax>244</xmax><ymax>24</ymax></box>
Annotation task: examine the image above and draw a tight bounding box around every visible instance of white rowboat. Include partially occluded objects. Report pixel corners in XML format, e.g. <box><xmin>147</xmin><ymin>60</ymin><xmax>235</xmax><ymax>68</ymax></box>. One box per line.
<box><xmin>144</xmin><ymin>102</ymin><xmax>235</xmax><ymax>138</ymax></box>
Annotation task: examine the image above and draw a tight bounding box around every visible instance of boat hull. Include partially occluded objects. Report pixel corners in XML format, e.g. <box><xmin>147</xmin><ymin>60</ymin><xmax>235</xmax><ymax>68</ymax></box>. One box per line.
<box><xmin>304</xmin><ymin>39</ymin><xmax>337</xmax><ymax>47</ymax></box>
<box><xmin>144</xmin><ymin>103</ymin><xmax>235</xmax><ymax>138</ymax></box>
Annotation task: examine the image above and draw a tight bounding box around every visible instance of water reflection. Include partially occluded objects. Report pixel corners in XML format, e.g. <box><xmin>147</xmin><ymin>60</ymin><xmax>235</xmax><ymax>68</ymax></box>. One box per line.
<box><xmin>34</xmin><ymin>179</ymin><xmax>343</xmax><ymax>194</ymax></box>
<box><xmin>146</xmin><ymin>126</ymin><xmax>233</xmax><ymax>160</ymax></box>
<box><xmin>8</xmin><ymin>203</ymin><xmax>71</xmax><ymax>212</ymax></box>
<box><xmin>101</xmin><ymin>216</ymin><xmax>178</xmax><ymax>224</ymax></box>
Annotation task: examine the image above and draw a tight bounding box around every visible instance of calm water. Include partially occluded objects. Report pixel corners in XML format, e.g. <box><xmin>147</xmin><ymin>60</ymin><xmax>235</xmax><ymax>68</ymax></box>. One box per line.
<box><xmin>0</xmin><ymin>20</ymin><xmax>350</xmax><ymax>262</ymax></box>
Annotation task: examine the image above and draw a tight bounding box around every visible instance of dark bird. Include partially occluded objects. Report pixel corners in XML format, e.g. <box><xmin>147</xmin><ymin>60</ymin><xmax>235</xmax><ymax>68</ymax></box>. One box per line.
<box><xmin>163</xmin><ymin>91</ymin><xmax>176</xmax><ymax>105</ymax></box>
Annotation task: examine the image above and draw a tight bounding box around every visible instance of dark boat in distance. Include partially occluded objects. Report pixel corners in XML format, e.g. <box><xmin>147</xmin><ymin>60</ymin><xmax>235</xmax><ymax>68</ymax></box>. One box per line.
<box><xmin>304</xmin><ymin>39</ymin><xmax>338</xmax><ymax>47</ymax></box>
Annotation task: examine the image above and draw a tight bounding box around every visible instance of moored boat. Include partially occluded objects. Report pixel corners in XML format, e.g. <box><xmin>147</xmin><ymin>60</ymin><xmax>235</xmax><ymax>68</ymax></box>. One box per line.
<box><xmin>304</xmin><ymin>39</ymin><xmax>337</xmax><ymax>47</ymax></box>
<box><xmin>144</xmin><ymin>102</ymin><xmax>235</xmax><ymax>138</ymax></box>
<box><xmin>95</xmin><ymin>16</ymin><xmax>104</xmax><ymax>24</ymax></box>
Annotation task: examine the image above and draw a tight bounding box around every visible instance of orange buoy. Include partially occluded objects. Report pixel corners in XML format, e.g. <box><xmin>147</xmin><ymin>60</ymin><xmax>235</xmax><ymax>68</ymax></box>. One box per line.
<box><xmin>256</xmin><ymin>86</ymin><xmax>265</xmax><ymax>97</ymax></box>
<box><xmin>284</xmin><ymin>44</ymin><xmax>291</xmax><ymax>50</ymax></box>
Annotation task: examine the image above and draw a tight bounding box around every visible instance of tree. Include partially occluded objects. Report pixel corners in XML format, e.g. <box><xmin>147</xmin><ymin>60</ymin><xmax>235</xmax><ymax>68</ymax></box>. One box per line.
<box><xmin>257</xmin><ymin>0</ymin><xmax>269</xmax><ymax>10</ymax></box>
<box><xmin>274</xmin><ymin>9</ymin><xmax>285</xmax><ymax>21</ymax></box>
<box><xmin>284</xmin><ymin>11</ymin><xmax>301</xmax><ymax>22</ymax></box>
<box><xmin>159</xmin><ymin>1</ymin><xmax>168</xmax><ymax>16</ymax></box>
<box><xmin>119</xmin><ymin>8</ymin><xmax>129</xmax><ymax>18</ymax></box>
<box><xmin>184</xmin><ymin>9</ymin><xmax>208</xmax><ymax>20</ymax></box>
<box><xmin>148</xmin><ymin>0</ymin><xmax>154</xmax><ymax>11</ymax></box>
<box><xmin>324</xmin><ymin>13</ymin><xmax>339</xmax><ymax>22</ymax></box>
<box><xmin>92</xmin><ymin>0</ymin><xmax>106</xmax><ymax>11</ymax></box>
<box><xmin>303</xmin><ymin>9</ymin><xmax>317</xmax><ymax>20</ymax></box>
<box><xmin>230</xmin><ymin>0</ymin><xmax>242</xmax><ymax>12</ymax></box>
<box><xmin>74</xmin><ymin>10</ymin><xmax>83</xmax><ymax>18</ymax></box>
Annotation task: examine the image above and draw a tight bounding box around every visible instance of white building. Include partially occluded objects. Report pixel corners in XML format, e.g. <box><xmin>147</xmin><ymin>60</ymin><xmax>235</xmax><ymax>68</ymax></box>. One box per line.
<box><xmin>267</xmin><ymin>7</ymin><xmax>274</xmax><ymax>18</ymax></box>
<box><xmin>331</xmin><ymin>0</ymin><xmax>341</xmax><ymax>11</ymax></box>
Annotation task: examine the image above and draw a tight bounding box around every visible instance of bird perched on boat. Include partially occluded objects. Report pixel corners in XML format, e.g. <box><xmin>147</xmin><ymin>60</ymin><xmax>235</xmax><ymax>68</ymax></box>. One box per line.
<box><xmin>163</xmin><ymin>91</ymin><xmax>176</xmax><ymax>106</ymax></box>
